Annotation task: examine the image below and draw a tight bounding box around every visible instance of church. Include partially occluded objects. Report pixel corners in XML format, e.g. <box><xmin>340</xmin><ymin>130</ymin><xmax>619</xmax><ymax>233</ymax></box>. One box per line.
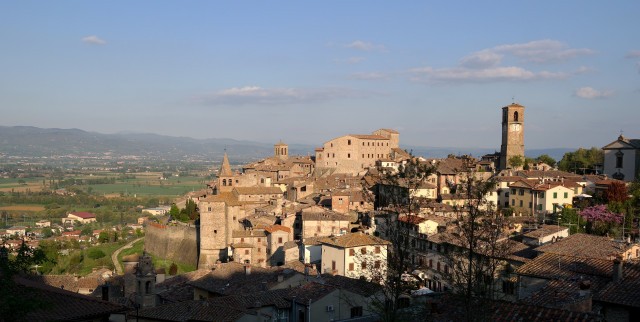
<box><xmin>602</xmin><ymin>134</ymin><xmax>640</xmax><ymax>181</ymax></box>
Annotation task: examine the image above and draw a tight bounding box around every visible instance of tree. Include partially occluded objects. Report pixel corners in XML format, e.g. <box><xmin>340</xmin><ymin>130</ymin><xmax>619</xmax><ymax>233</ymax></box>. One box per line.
<box><xmin>87</xmin><ymin>248</ymin><xmax>106</xmax><ymax>260</ymax></box>
<box><xmin>362</xmin><ymin>157</ymin><xmax>435</xmax><ymax>321</ymax></box>
<box><xmin>580</xmin><ymin>204</ymin><xmax>623</xmax><ymax>236</ymax></box>
<box><xmin>507</xmin><ymin>155</ymin><xmax>524</xmax><ymax>169</ymax></box>
<box><xmin>441</xmin><ymin>172</ymin><xmax>513</xmax><ymax>321</ymax></box>
<box><xmin>535</xmin><ymin>154</ymin><xmax>556</xmax><ymax>168</ymax></box>
<box><xmin>169</xmin><ymin>203</ymin><xmax>180</xmax><ymax>219</ymax></box>
<box><xmin>169</xmin><ymin>262</ymin><xmax>178</xmax><ymax>275</ymax></box>
<box><xmin>557</xmin><ymin>147</ymin><xmax>603</xmax><ymax>174</ymax></box>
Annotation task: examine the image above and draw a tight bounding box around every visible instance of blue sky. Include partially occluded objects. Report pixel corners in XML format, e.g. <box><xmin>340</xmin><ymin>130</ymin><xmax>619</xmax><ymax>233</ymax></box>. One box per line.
<box><xmin>1</xmin><ymin>1</ymin><xmax>639</xmax><ymax>150</ymax></box>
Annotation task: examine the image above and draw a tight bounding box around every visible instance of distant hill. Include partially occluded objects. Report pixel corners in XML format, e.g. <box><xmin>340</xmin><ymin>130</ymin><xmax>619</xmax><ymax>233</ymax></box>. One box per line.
<box><xmin>0</xmin><ymin>126</ymin><xmax>573</xmax><ymax>163</ymax></box>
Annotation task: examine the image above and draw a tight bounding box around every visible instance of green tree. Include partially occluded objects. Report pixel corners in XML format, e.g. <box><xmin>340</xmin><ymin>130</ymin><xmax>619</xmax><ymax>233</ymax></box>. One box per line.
<box><xmin>508</xmin><ymin>155</ymin><xmax>524</xmax><ymax>169</ymax></box>
<box><xmin>558</xmin><ymin>147</ymin><xmax>603</xmax><ymax>174</ymax></box>
<box><xmin>98</xmin><ymin>231</ymin><xmax>110</xmax><ymax>243</ymax></box>
<box><xmin>535</xmin><ymin>154</ymin><xmax>556</xmax><ymax>168</ymax></box>
<box><xmin>80</xmin><ymin>226</ymin><xmax>94</xmax><ymax>236</ymax></box>
<box><xmin>169</xmin><ymin>203</ymin><xmax>180</xmax><ymax>218</ymax></box>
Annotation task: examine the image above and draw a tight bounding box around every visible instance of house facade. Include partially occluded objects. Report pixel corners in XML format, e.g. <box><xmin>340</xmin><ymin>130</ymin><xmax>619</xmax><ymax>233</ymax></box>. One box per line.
<box><xmin>602</xmin><ymin>134</ymin><xmax>640</xmax><ymax>181</ymax></box>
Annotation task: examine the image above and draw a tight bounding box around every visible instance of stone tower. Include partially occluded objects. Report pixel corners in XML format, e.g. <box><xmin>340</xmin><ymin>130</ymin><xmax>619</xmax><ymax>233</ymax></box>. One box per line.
<box><xmin>217</xmin><ymin>152</ymin><xmax>235</xmax><ymax>193</ymax></box>
<box><xmin>274</xmin><ymin>141</ymin><xmax>288</xmax><ymax>160</ymax></box>
<box><xmin>499</xmin><ymin>103</ymin><xmax>525</xmax><ymax>170</ymax></box>
<box><xmin>135</xmin><ymin>251</ymin><xmax>157</xmax><ymax>308</ymax></box>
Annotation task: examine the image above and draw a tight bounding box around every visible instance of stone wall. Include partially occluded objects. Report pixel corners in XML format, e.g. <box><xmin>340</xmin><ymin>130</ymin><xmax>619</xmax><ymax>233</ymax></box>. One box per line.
<box><xmin>144</xmin><ymin>222</ymin><xmax>198</xmax><ymax>268</ymax></box>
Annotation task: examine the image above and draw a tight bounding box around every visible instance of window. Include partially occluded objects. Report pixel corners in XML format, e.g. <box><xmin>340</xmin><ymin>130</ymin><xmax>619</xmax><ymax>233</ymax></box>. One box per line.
<box><xmin>616</xmin><ymin>151</ymin><xmax>624</xmax><ymax>168</ymax></box>
<box><xmin>375</xmin><ymin>246</ymin><xmax>381</xmax><ymax>254</ymax></box>
<box><xmin>349</xmin><ymin>263</ymin><xmax>354</xmax><ymax>271</ymax></box>
<box><xmin>317</xmin><ymin>226</ymin><xmax>321</xmax><ymax>232</ymax></box>
<box><xmin>437</xmin><ymin>262</ymin><xmax>441</xmax><ymax>271</ymax></box>
<box><xmin>429</xmin><ymin>259</ymin><xmax>433</xmax><ymax>268</ymax></box>
<box><xmin>257</xmin><ymin>238</ymin><xmax>261</xmax><ymax>242</ymax></box>
<box><xmin>514</xmin><ymin>111</ymin><xmax>519</xmax><ymax>122</ymax></box>
<box><xmin>538</xmin><ymin>204</ymin><xmax>542</xmax><ymax>211</ymax></box>
<box><xmin>332</xmin><ymin>261</ymin><xmax>336</xmax><ymax>271</ymax></box>
<box><xmin>502</xmin><ymin>280</ymin><xmax>516</xmax><ymax>295</ymax></box>
<box><xmin>347</xmin><ymin>153</ymin><xmax>351</xmax><ymax>158</ymax></box>
<box><xmin>511</xmin><ymin>199</ymin><xmax>515</xmax><ymax>206</ymax></box>
<box><xmin>241</xmin><ymin>238</ymin><xmax>244</xmax><ymax>243</ymax></box>
<box><xmin>444</xmin><ymin>265</ymin><xmax>449</xmax><ymax>274</ymax></box>
<box><xmin>349</xmin><ymin>249</ymin><xmax>355</xmax><ymax>256</ymax></box>
<box><xmin>519</xmin><ymin>200</ymin><xmax>523</xmax><ymax>207</ymax></box>
<box><xmin>278</xmin><ymin>237</ymin><xmax>283</xmax><ymax>244</ymax></box>
<box><xmin>245</xmin><ymin>249</ymin><xmax>249</xmax><ymax>255</ymax></box>
<box><xmin>348</xmin><ymin>139</ymin><xmax>351</xmax><ymax>145</ymax></box>
<box><xmin>361</xmin><ymin>262</ymin><xmax>366</xmax><ymax>269</ymax></box>
<box><xmin>539</xmin><ymin>192</ymin><xmax>545</xmax><ymax>198</ymax></box>
<box><xmin>258</xmin><ymin>248</ymin><xmax>261</xmax><ymax>253</ymax></box>
<box><xmin>375</xmin><ymin>260</ymin><xmax>381</xmax><ymax>268</ymax></box>
<box><xmin>511</xmin><ymin>189</ymin><xmax>516</xmax><ymax>195</ymax></box>
<box><xmin>564</xmin><ymin>192</ymin><xmax>568</xmax><ymax>198</ymax></box>
<box><xmin>350</xmin><ymin>306</ymin><xmax>363</xmax><ymax>318</ymax></box>
<box><xmin>519</xmin><ymin>189</ymin><xmax>524</xmax><ymax>196</ymax></box>
<box><xmin>361</xmin><ymin>248</ymin><xmax>367</xmax><ymax>255</ymax></box>
<box><xmin>553</xmin><ymin>192</ymin><xmax>558</xmax><ymax>199</ymax></box>
<box><xmin>214</xmin><ymin>230</ymin><xmax>217</xmax><ymax>234</ymax></box>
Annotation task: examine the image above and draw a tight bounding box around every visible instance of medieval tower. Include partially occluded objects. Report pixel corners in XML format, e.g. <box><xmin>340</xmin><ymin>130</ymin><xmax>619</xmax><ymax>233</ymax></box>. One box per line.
<box><xmin>135</xmin><ymin>251</ymin><xmax>157</xmax><ymax>308</ymax></box>
<box><xmin>274</xmin><ymin>141</ymin><xmax>288</xmax><ymax>160</ymax></box>
<box><xmin>499</xmin><ymin>103</ymin><xmax>525</xmax><ymax>170</ymax></box>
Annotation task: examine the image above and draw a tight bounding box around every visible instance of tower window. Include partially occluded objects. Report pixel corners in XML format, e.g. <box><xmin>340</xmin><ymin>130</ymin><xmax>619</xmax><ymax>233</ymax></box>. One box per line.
<box><xmin>514</xmin><ymin>111</ymin><xmax>519</xmax><ymax>122</ymax></box>
<box><xmin>348</xmin><ymin>139</ymin><xmax>351</xmax><ymax>145</ymax></box>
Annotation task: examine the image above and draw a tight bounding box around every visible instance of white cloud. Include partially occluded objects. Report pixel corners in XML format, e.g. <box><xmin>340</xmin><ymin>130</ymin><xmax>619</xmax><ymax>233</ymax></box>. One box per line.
<box><xmin>345</xmin><ymin>40</ymin><xmax>386</xmax><ymax>52</ymax></box>
<box><xmin>411</xmin><ymin>66</ymin><xmax>567</xmax><ymax>83</ymax></box>
<box><xmin>409</xmin><ymin>39</ymin><xmax>591</xmax><ymax>83</ymax></box>
<box><xmin>459</xmin><ymin>50</ymin><xmax>503</xmax><ymax>69</ymax></box>
<box><xmin>194</xmin><ymin>86</ymin><xmax>372</xmax><ymax>106</ymax></box>
<box><xmin>81</xmin><ymin>35</ymin><xmax>106</xmax><ymax>45</ymax></box>
<box><xmin>625</xmin><ymin>50</ymin><xmax>640</xmax><ymax>59</ymax></box>
<box><xmin>348</xmin><ymin>72</ymin><xmax>388</xmax><ymax>80</ymax></box>
<box><xmin>574</xmin><ymin>87</ymin><xmax>614</xmax><ymax>99</ymax></box>
<box><xmin>493</xmin><ymin>39</ymin><xmax>593</xmax><ymax>63</ymax></box>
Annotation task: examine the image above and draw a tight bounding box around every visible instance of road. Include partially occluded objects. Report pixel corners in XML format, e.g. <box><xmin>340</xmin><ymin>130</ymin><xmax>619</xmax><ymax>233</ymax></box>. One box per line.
<box><xmin>111</xmin><ymin>237</ymin><xmax>144</xmax><ymax>275</ymax></box>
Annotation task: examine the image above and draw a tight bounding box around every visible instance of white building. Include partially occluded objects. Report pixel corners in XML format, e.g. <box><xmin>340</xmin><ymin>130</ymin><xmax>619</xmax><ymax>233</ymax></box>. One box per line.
<box><xmin>320</xmin><ymin>232</ymin><xmax>390</xmax><ymax>282</ymax></box>
<box><xmin>602</xmin><ymin>135</ymin><xmax>640</xmax><ymax>181</ymax></box>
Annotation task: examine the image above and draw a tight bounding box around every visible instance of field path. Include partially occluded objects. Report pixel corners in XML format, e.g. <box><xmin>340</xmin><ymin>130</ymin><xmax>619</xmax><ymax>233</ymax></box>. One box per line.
<box><xmin>112</xmin><ymin>237</ymin><xmax>144</xmax><ymax>275</ymax></box>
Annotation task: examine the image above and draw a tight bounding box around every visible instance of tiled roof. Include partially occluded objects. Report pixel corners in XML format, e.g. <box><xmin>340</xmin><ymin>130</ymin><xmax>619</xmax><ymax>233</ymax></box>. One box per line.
<box><xmin>523</xmin><ymin>278</ymin><xmax>609</xmax><ymax>310</ymax></box>
<box><xmin>398</xmin><ymin>215</ymin><xmax>426</xmax><ymax>224</ymax></box>
<box><xmin>233</xmin><ymin>186</ymin><xmax>283</xmax><ymax>195</ymax></box>
<box><xmin>523</xmin><ymin>225</ymin><xmax>568</xmax><ymax>239</ymax></box>
<box><xmin>320</xmin><ymin>232</ymin><xmax>390</xmax><ymax>248</ymax></box>
<box><xmin>231</xmin><ymin>242</ymin><xmax>254</xmax><ymax>248</ymax></box>
<box><xmin>284</xmin><ymin>281</ymin><xmax>338</xmax><ymax>303</ymax></box>
<box><xmin>535</xmin><ymin>233</ymin><xmax>632</xmax><ymax>260</ymax></box>
<box><xmin>595</xmin><ymin>260</ymin><xmax>640</xmax><ymax>308</ymax></box>
<box><xmin>26</xmin><ymin>274</ymin><xmax>79</xmax><ymax>292</ymax></box>
<box><xmin>264</xmin><ymin>224</ymin><xmax>292</xmax><ymax>234</ymax></box>
<box><xmin>200</xmin><ymin>192</ymin><xmax>244</xmax><ymax>206</ymax></box>
<box><xmin>517</xmin><ymin>253</ymin><xmax>613</xmax><ymax>279</ymax></box>
<box><xmin>321</xmin><ymin>274</ymin><xmax>382</xmax><ymax>297</ymax></box>
<box><xmin>188</xmin><ymin>262</ymin><xmax>301</xmax><ymax>296</ymax></box>
<box><xmin>11</xmin><ymin>276</ymin><xmax>126</xmax><ymax>322</ymax></box>
<box><xmin>134</xmin><ymin>300</ymin><xmax>250</xmax><ymax>322</ymax></box>
<box><xmin>156</xmin><ymin>269</ymin><xmax>211</xmax><ymax>303</ymax></box>
<box><xmin>69</xmin><ymin>212</ymin><xmax>96</xmax><ymax>219</ymax></box>
<box><xmin>349</xmin><ymin>134</ymin><xmax>388</xmax><ymax>140</ymax></box>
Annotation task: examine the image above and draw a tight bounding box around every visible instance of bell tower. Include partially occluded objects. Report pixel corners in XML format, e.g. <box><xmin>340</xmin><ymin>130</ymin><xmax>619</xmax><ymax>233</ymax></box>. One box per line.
<box><xmin>135</xmin><ymin>251</ymin><xmax>157</xmax><ymax>308</ymax></box>
<box><xmin>274</xmin><ymin>141</ymin><xmax>288</xmax><ymax>160</ymax></box>
<box><xmin>500</xmin><ymin>103</ymin><xmax>525</xmax><ymax>170</ymax></box>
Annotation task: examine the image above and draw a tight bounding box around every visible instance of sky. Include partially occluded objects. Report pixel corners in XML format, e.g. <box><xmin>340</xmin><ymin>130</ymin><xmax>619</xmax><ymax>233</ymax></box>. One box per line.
<box><xmin>1</xmin><ymin>1</ymin><xmax>639</xmax><ymax>150</ymax></box>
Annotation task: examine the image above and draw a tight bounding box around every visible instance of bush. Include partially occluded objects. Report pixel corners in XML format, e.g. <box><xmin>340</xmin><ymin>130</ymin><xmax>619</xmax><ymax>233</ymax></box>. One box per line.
<box><xmin>169</xmin><ymin>263</ymin><xmax>178</xmax><ymax>275</ymax></box>
<box><xmin>87</xmin><ymin>248</ymin><xmax>106</xmax><ymax>260</ymax></box>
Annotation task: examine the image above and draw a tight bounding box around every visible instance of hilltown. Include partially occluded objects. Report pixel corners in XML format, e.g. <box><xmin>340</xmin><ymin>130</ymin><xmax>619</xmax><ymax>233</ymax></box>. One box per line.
<box><xmin>3</xmin><ymin>103</ymin><xmax>640</xmax><ymax>321</ymax></box>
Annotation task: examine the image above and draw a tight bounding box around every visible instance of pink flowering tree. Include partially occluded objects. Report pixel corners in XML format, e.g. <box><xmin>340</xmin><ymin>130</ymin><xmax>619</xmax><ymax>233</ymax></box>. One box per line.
<box><xmin>580</xmin><ymin>204</ymin><xmax>623</xmax><ymax>236</ymax></box>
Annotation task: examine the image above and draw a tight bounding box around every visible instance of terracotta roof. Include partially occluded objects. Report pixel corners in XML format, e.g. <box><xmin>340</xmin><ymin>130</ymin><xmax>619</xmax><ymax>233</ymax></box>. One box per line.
<box><xmin>320</xmin><ymin>232</ymin><xmax>390</xmax><ymax>248</ymax></box>
<box><xmin>535</xmin><ymin>233</ymin><xmax>633</xmax><ymax>260</ymax></box>
<box><xmin>517</xmin><ymin>253</ymin><xmax>613</xmax><ymax>279</ymax></box>
<box><xmin>233</xmin><ymin>186</ymin><xmax>283</xmax><ymax>195</ymax></box>
<box><xmin>264</xmin><ymin>224</ymin><xmax>292</xmax><ymax>234</ymax></box>
<box><xmin>219</xmin><ymin>152</ymin><xmax>233</xmax><ymax>177</ymax></box>
<box><xmin>156</xmin><ymin>269</ymin><xmax>212</xmax><ymax>303</ymax></box>
<box><xmin>523</xmin><ymin>225</ymin><xmax>568</xmax><ymax>239</ymax></box>
<box><xmin>348</xmin><ymin>134</ymin><xmax>388</xmax><ymax>140</ymax></box>
<box><xmin>200</xmin><ymin>192</ymin><xmax>244</xmax><ymax>206</ymax></box>
<box><xmin>25</xmin><ymin>275</ymin><xmax>79</xmax><ymax>292</ymax></box>
<box><xmin>134</xmin><ymin>300</ymin><xmax>250</xmax><ymax>322</ymax></box>
<box><xmin>398</xmin><ymin>215</ymin><xmax>426</xmax><ymax>224</ymax></box>
<box><xmin>321</xmin><ymin>274</ymin><xmax>382</xmax><ymax>297</ymax></box>
<box><xmin>595</xmin><ymin>260</ymin><xmax>640</xmax><ymax>308</ymax></box>
<box><xmin>69</xmin><ymin>212</ymin><xmax>96</xmax><ymax>219</ymax></box>
<box><xmin>10</xmin><ymin>276</ymin><xmax>126</xmax><ymax>322</ymax></box>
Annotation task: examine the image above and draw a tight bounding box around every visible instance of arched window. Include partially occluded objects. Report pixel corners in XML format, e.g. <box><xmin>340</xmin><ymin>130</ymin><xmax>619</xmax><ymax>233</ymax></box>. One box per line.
<box><xmin>222</xmin><ymin>179</ymin><xmax>227</xmax><ymax>186</ymax></box>
<box><xmin>145</xmin><ymin>281</ymin><xmax>151</xmax><ymax>293</ymax></box>
<box><xmin>514</xmin><ymin>111</ymin><xmax>519</xmax><ymax>122</ymax></box>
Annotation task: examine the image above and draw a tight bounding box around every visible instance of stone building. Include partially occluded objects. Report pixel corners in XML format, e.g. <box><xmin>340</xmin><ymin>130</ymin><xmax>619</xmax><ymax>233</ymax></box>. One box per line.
<box><xmin>500</xmin><ymin>103</ymin><xmax>525</xmax><ymax>170</ymax></box>
<box><xmin>315</xmin><ymin>128</ymin><xmax>400</xmax><ymax>175</ymax></box>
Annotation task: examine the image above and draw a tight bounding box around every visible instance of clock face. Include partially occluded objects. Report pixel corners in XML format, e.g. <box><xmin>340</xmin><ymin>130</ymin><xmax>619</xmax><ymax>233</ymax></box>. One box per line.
<box><xmin>510</xmin><ymin>124</ymin><xmax>521</xmax><ymax>132</ymax></box>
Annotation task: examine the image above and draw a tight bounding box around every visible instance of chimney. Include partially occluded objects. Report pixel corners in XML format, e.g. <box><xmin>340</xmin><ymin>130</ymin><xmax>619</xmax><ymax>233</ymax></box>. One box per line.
<box><xmin>613</xmin><ymin>257</ymin><xmax>623</xmax><ymax>282</ymax></box>
<box><xmin>245</xmin><ymin>265</ymin><xmax>251</xmax><ymax>275</ymax></box>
